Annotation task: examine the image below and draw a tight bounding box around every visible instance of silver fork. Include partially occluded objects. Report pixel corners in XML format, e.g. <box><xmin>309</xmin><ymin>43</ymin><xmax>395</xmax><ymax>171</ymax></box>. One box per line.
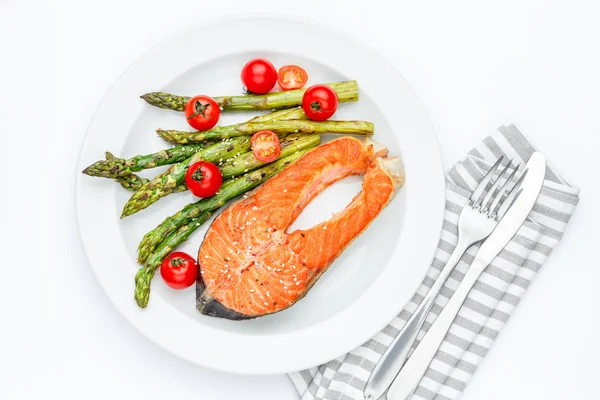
<box><xmin>365</xmin><ymin>156</ymin><xmax>521</xmax><ymax>400</ymax></box>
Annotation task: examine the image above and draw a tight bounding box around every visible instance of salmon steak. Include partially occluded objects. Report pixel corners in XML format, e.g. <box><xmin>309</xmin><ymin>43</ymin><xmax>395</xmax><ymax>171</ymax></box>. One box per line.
<box><xmin>196</xmin><ymin>136</ymin><xmax>405</xmax><ymax>319</ymax></box>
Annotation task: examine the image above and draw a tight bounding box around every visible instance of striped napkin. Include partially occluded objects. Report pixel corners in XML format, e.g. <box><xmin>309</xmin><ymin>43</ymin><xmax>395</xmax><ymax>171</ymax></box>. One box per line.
<box><xmin>289</xmin><ymin>124</ymin><xmax>579</xmax><ymax>400</ymax></box>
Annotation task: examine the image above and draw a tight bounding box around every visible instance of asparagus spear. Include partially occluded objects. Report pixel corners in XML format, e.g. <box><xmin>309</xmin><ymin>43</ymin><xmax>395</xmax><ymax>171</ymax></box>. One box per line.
<box><xmin>83</xmin><ymin>144</ymin><xmax>211</xmax><ymax>179</ymax></box>
<box><xmin>120</xmin><ymin>137</ymin><xmax>251</xmax><ymax>218</ymax></box>
<box><xmin>158</xmin><ymin>119</ymin><xmax>373</xmax><ymax>145</ymax></box>
<box><xmin>104</xmin><ymin>152</ymin><xmax>149</xmax><ymax>191</ymax></box>
<box><xmin>121</xmin><ymin>108</ymin><xmax>309</xmax><ymax>218</ymax></box>
<box><xmin>134</xmin><ymin>151</ymin><xmax>310</xmax><ymax>308</ymax></box>
<box><xmin>137</xmin><ymin>134</ymin><xmax>321</xmax><ymax>263</ymax></box>
<box><xmin>141</xmin><ymin>80</ymin><xmax>358</xmax><ymax>112</ymax></box>
<box><xmin>156</xmin><ymin>107</ymin><xmax>306</xmax><ymax>144</ymax></box>
<box><xmin>135</xmin><ymin>211</ymin><xmax>213</xmax><ymax>308</ymax></box>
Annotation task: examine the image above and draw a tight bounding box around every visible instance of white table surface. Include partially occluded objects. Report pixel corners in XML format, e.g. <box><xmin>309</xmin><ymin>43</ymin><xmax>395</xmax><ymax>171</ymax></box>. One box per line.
<box><xmin>2</xmin><ymin>0</ymin><xmax>599</xmax><ymax>399</ymax></box>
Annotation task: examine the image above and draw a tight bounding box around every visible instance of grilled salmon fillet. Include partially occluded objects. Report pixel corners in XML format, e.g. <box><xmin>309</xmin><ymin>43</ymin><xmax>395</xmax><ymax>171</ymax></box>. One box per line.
<box><xmin>197</xmin><ymin>136</ymin><xmax>405</xmax><ymax>319</ymax></box>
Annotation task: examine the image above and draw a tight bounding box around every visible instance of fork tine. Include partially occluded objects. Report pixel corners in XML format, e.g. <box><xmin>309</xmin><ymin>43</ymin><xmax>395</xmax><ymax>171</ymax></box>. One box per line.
<box><xmin>470</xmin><ymin>156</ymin><xmax>505</xmax><ymax>204</ymax></box>
<box><xmin>488</xmin><ymin>162</ymin><xmax>521</xmax><ymax>215</ymax></box>
<box><xmin>481</xmin><ymin>160</ymin><xmax>513</xmax><ymax>211</ymax></box>
<box><xmin>496</xmin><ymin>167</ymin><xmax>529</xmax><ymax>219</ymax></box>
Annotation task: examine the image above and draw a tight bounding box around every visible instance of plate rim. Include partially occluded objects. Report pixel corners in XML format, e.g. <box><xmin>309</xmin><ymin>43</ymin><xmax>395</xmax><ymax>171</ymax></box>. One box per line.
<box><xmin>75</xmin><ymin>13</ymin><xmax>446</xmax><ymax>374</ymax></box>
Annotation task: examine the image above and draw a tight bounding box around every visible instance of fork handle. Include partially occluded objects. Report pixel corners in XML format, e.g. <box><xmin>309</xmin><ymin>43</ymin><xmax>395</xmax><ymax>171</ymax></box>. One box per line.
<box><xmin>364</xmin><ymin>241</ymin><xmax>470</xmax><ymax>400</ymax></box>
<box><xmin>387</xmin><ymin>256</ymin><xmax>487</xmax><ymax>400</ymax></box>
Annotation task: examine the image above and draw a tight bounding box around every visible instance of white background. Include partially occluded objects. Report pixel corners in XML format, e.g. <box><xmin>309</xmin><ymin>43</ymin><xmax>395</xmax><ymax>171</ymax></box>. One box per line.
<box><xmin>2</xmin><ymin>0</ymin><xmax>599</xmax><ymax>399</ymax></box>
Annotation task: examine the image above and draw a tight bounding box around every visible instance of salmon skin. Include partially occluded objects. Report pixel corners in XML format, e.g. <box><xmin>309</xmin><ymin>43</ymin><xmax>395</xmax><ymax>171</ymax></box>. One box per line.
<box><xmin>196</xmin><ymin>137</ymin><xmax>405</xmax><ymax>319</ymax></box>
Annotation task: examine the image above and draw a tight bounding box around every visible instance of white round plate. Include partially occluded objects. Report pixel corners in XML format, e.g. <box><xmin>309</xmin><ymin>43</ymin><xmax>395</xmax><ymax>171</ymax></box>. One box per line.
<box><xmin>76</xmin><ymin>14</ymin><xmax>445</xmax><ymax>374</ymax></box>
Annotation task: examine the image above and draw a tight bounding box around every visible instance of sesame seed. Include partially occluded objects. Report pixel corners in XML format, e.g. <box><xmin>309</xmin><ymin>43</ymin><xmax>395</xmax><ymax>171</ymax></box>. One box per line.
<box><xmin>295</xmin><ymin>282</ymin><xmax>301</xmax><ymax>285</ymax></box>
<box><xmin>267</xmin><ymin>266</ymin><xmax>271</xmax><ymax>271</ymax></box>
<box><xmin>253</xmin><ymin>206</ymin><xmax>258</xmax><ymax>211</ymax></box>
<box><xmin>279</xmin><ymin>280</ymin><xmax>283</xmax><ymax>283</ymax></box>
<box><xmin>292</xmin><ymin>274</ymin><xmax>296</xmax><ymax>277</ymax></box>
<box><xmin>205</xmin><ymin>255</ymin><xmax>209</xmax><ymax>259</ymax></box>
<box><xmin>284</xmin><ymin>286</ymin><xmax>288</xmax><ymax>289</ymax></box>
<box><xmin>233</xmin><ymin>241</ymin><xmax>237</xmax><ymax>245</ymax></box>
<box><xmin>294</xmin><ymin>277</ymin><xmax>297</xmax><ymax>281</ymax></box>
<box><xmin>323</xmin><ymin>226</ymin><xmax>327</xmax><ymax>230</ymax></box>
<box><xmin>292</xmin><ymin>265</ymin><xmax>296</xmax><ymax>269</ymax></box>
<box><xmin>283</xmin><ymin>189</ymin><xmax>287</xmax><ymax>192</ymax></box>
<box><xmin>236</xmin><ymin>250</ymin><xmax>240</xmax><ymax>254</ymax></box>
<box><xmin>240</xmin><ymin>226</ymin><xmax>244</xmax><ymax>230</ymax></box>
<box><xmin>250</xmin><ymin>293</ymin><xmax>254</xmax><ymax>297</ymax></box>
<box><xmin>246</xmin><ymin>221</ymin><xmax>251</xmax><ymax>225</ymax></box>
<box><xmin>200</xmin><ymin>270</ymin><xmax>204</xmax><ymax>274</ymax></box>
<box><xmin>219</xmin><ymin>158</ymin><xmax>222</xmax><ymax>162</ymax></box>
<box><xmin>196</xmin><ymin>223</ymin><xmax>200</xmax><ymax>226</ymax></box>
<box><xmin>250</xmin><ymin>289</ymin><xmax>255</xmax><ymax>292</ymax></box>
<box><xmin>252</xmin><ymin>217</ymin><xmax>256</xmax><ymax>221</ymax></box>
<box><xmin>281</xmin><ymin>263</ymin><xmax>285</xmax><ymax>267</ymax></box>
<box><xmin>227</xmin><ymin>274</ymin><xmax>231</xmax><ymax>278</ymax></box>
<box><xmin>244</xmin><ymin>169</ymin><xmax>248</xmax><ymax>172</ymax></box>
<box><xmin>264</xmin><ymin>302</ymin><xmax>269</xmax><ymax>306</ymax></box>
<box><xmin>245</xmin><ymin>211</ymin><xmax>248</xmax><ymax>216</ymax></box>
<box><xmin>267</xmin><ymin>234</ymin><xmax>271</xmax><ymax>239</ymax></box>
<box><xmin>276</xmin><ymin>268</ymin><xmax>282</xmax><ymax>272</ymax></box>
<box><xmin>266</xmin><ymin>291</ymin><xmax>270</xmax><ymax>297</ymax></box>
<box><xmin>220</xmin><ymin>270</ymin><xmax>224</xmax><ymax>273</ymax></box>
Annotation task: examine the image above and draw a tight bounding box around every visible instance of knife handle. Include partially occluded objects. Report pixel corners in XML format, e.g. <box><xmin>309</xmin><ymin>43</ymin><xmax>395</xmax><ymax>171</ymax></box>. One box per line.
<box><xmin>364</xmin><ymin>241</ymin><xmax>470</xmax><ymax>400</ymax></box>
<box><xmin>387</xmin><ymin>257</ymin><xmax>486</xmax><ymax>400</ymax></box>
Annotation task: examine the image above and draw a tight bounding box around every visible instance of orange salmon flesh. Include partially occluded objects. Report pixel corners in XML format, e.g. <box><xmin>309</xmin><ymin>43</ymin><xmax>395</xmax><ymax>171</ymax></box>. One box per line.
<box><xmin>196</xmin><ymin>136</ymin><xmax>405</xmax><ymax>319</ymax></box>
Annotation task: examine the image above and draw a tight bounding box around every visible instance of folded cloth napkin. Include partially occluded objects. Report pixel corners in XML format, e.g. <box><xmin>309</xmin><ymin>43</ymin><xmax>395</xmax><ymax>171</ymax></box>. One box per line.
<box><xmin>289</xmin><ymin>124</ymin><xmax>580</xmax><ymax>400</ymax></box>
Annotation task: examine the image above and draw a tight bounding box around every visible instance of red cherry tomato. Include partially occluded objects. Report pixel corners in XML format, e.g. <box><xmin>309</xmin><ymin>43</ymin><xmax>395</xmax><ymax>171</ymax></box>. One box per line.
<box><xmin>301</xmin><ymin>84</ymin><xmax>339</xmax><ymax>121</ymax></box>
<box><xmin>184</xmin><ymin>95</ymin><xmax>220</xmax><ymax>131</ymax></box>
<box><xmin>160</xmin><ymin>252</ymin><xmax>198</xmax><ymax>289</ymax></box>
<box><xmin>277</xmin><ymin>65</ymin><xmax>308</xmax><ymax>90</ymax></box>
<box><xmin>241</xmin><ymin>58</ymin><xmax>277</xmax><ymax>94</ymax></box>
<box><xmin>185</xmin><ymin>161</ymin><xmax>222</xmax><ymax>198</ymax></box>
<box><xmin>251</xmin><ymin>130</ymin><xmax>281</xmax><ymax>163</ymax></box>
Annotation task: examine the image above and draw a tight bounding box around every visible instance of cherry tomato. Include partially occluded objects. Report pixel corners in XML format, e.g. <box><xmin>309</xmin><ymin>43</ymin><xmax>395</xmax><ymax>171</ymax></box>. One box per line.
<box><xmin>160</xmin><ymin>252</ymin><xmax>198</xmax><ymax>290</ymax></box>
<box><xmin>302</xmin><ymin>84</ymin><xmax>339</xmax><ymax>121</ymax></box>
<box><xmin>277</xmin><ymin>65</ymin><xmax>308</xmax><ymax>90</ymax></box>
<box><xmin>251</xmin><ymin>130</ymin><xmax>281</xmax><ymax>163</ymax></box>
<box><xmin>185</xmin><ymin>161</ymin><xmax>222</xmax><ymax>198</ymax></box>
<box><xmin>184</xmin><ymin>95</ymin><xmax>220</xmax><ymax>131</ymax></box>
<box><xmin>241</xmin><ymin>58</ymin><xmax>277</xmax><ymax>94</ymax></box>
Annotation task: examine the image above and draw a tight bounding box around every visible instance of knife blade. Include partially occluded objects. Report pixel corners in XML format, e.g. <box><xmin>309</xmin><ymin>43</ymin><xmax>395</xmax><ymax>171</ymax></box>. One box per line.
<box><xmin>386</xmin><ymin>152</ymin><xmax>546</xmax><ymax>400</ymax></box>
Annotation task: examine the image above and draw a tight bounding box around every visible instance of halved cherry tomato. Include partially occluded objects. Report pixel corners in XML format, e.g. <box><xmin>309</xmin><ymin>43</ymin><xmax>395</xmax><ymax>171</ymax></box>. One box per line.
<box><xmin>302</xmin><ymin>84</ymin><xmax>338</xmax><ymax>121</ymax></box>
<box><xmin>185</xmin><ymin>161</ymin><xmax>222</xmax><ymax>198</ymax></box>
<box><xmin>241</xmin><ymin>58</ymin><xmax>277</xmax><ymax>94</ymax></box>
<box><xmin>160</xmin><ymin>252</ymin><xmax>198</xmax><ymax>290</ymax></box>
<box><xmin>277</xmin><ymin>65</ymin><xmax>308</xmax><ymax>90</ymax></box>
<box><xmin>184</xmin><ymin>95</ymin><xmax>220</xmax><ymax>131</ymax></box>
<box><xmin>251</xmin><ymin>130</ymin><xmax>281</xmax><ymax>163</ymax></box>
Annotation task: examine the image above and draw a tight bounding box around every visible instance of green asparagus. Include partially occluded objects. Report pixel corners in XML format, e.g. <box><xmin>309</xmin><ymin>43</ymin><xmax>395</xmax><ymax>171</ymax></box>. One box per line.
<box><xmin>121</xmin><ymin>108</ymin><xmax>309</xmax><ymax>218</ymax></box>
<box><xmin>134</xmin><ymin>151</ymin><xmax>311</xmax><ymax>308</ymax></box>
<box><xmin>141</xmin><ymin>80</ymin><xmax>358</xmax><ymax>112</ymax></box>
<box><xmin>136</xmin><ymin>134</ymin><xmax>320</xmax><ymax>263</ymax></box>
<box><xmin>120</xmin><ymin>137</ymin><xmax>251</xmax><ymax>218</ymax></box>
<box><xmin>104</xmin><ymin>152</ymin><xmax>149</xmax><ymax>191</ymax></box>
<box><xmin>83</xmin><ymin>144</ymin><xmax>211</xmax><ymax>179</ymax></box>
<box><xmin>156</xmin><ymin>107</ymin><xmax>306</xmax><ymax>144</ymax></box>
<box><xmin>135</xmin><ymin>211</ymin><xmax>213</xmax><ymax>308</ymax></box>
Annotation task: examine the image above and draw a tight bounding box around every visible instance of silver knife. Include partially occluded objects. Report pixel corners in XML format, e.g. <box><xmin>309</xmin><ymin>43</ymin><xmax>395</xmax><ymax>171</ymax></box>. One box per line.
<box><xmin>386</xmin><ymin>151</ymin><xmax>546</xmax><ymax>400</ymax></box>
